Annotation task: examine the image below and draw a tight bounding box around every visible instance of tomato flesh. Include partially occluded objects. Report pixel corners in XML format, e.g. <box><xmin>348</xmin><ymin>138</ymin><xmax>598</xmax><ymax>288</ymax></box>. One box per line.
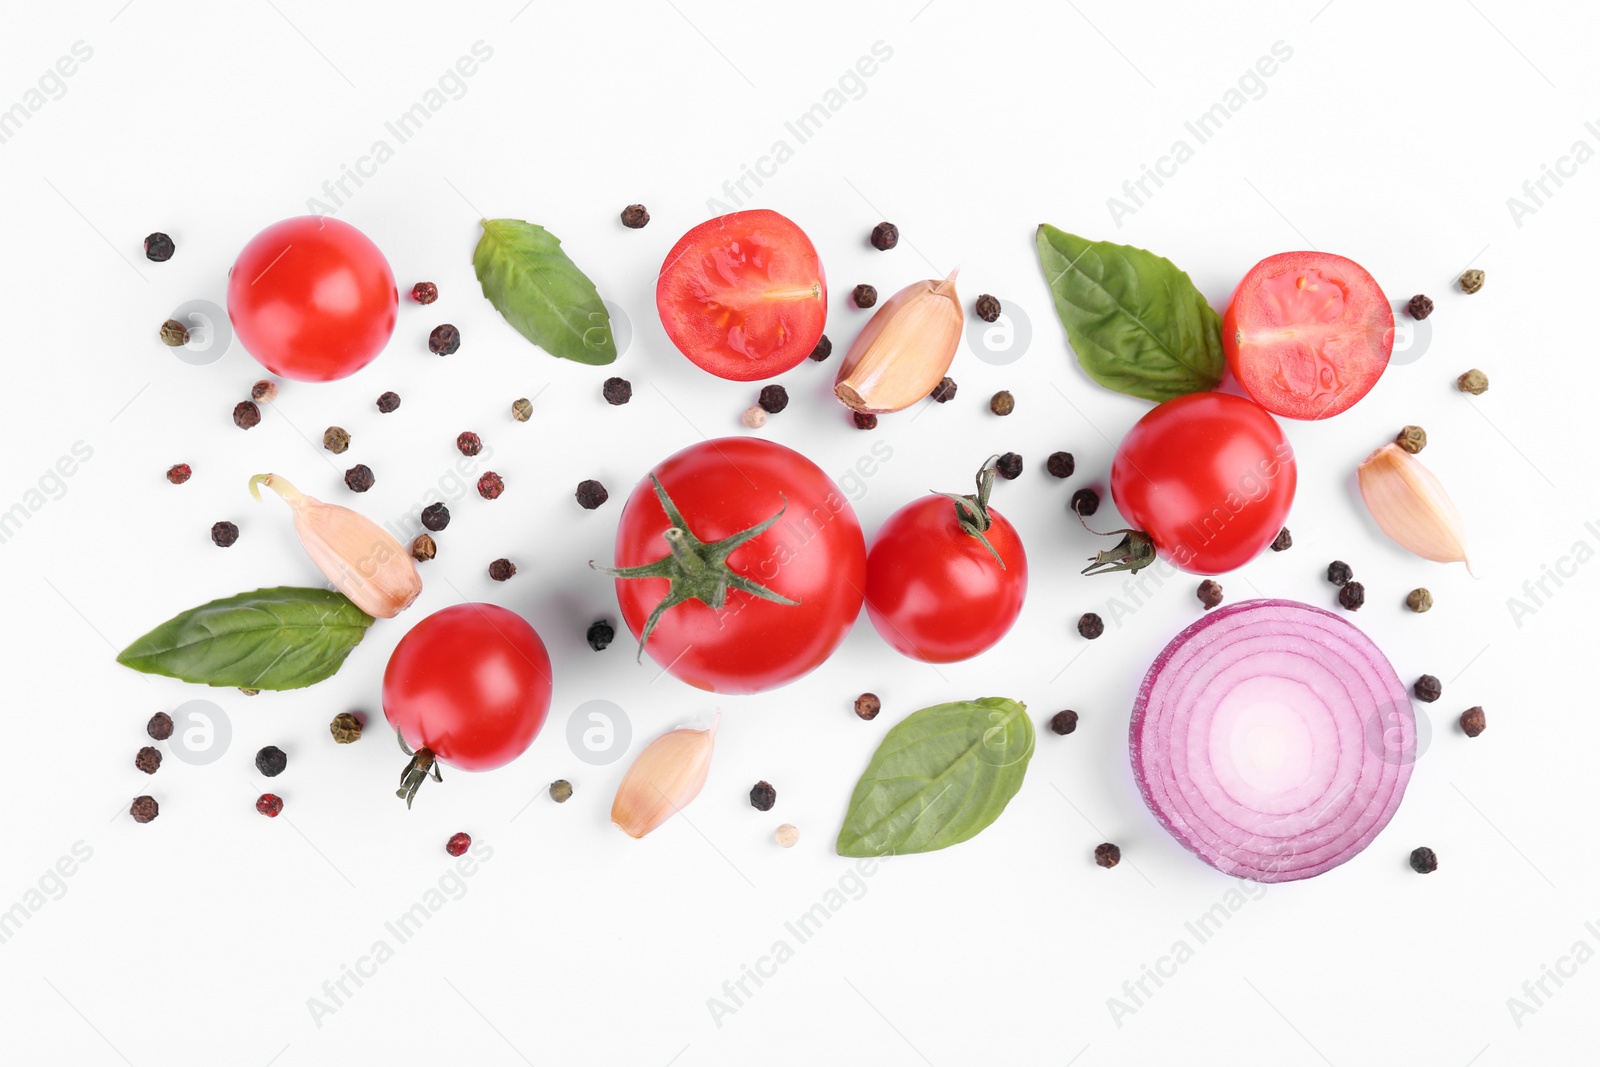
<box><xmin>382</xmin><ymin>604</ymin><xmax>552</xmax><ymax>772</ymax></box>
<box><xmin>656</xmin><ymin>210</ymin><xmax>827</xmax><ymax>381</ymax></box>
<box><xmin>1222</xmin><ymin>251</ymin><xmax>1393</xmax><ymax>420</ymax></box>
<box><xmin>228</xmin><ymin>216</ymin><xmax>398</xmax><ymax>382</ymax></box>
<box><xmin>865</xmin><ymin>496</ymin><xmax>1027</xmax><ymax>663</ymax></box>
<box><xmin>612</xmin><ymin>437</ymin><xmax>864</xmax><ymax>694</ymax></box>
<box><xmin>1110</xmin><ymin>392</ymin><xmax>1295</xmax><ymax>575</ymax></box>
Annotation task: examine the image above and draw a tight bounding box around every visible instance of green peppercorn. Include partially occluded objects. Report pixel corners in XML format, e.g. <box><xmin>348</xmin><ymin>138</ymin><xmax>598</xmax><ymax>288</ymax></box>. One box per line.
<box><xmin>512</xmin><ymin>397</ymin><xmax>533</xmax><ymax>422</ymax></box>
<box><xmin>990</xmin><ymin>390</ymin><xmax>1015</xmax><ymax>416</ymax></box>
<box><xmin>549</xmin><ymin>779</ymin><xmax>573</xmax><ymax>803</ymax></box>
<box><xmin>330</xmin><ymin>712</ymin><xmax>363</xmax><ymax>744</ymax></box>
<box><xmin>159</xmin><ymin>318</ymin><xmax>189</xmax><ymax>347</ymax></box>
<box><xmin>1406</xmin><ymin>587</ymin><xmax>1433</xmax><ymax>613</ymax></box>
<box><xmin>1458</xmin><ymin>269</ymin><xmax>1485</xmax><ymax>294</ymax></box>
<box><xmin>323</xmin><ymin>426</ymin><xmax>351</xmax><ymax>454</ymax></box>
<box><xmin>1457</xmin><ymin>369</ymin><xmax>1488</xmax><ymax>395</ymax></box>
<box><xmin>1396</xmin><ymin>425</ymin><xmax>1427</xmax><ymax>454</ymax></box>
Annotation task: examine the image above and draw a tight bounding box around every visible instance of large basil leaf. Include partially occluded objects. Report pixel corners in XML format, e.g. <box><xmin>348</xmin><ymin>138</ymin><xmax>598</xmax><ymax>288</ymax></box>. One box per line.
<box><xmin>116</xmin><ymin>587</ymin><xmax>375</xmax><ymax>690</ymax></box>
<box><xmin>1036</xmin><ymin>225</ymin><xmax>1224</xmax><ymax>402</ymax></box>
<box><xmin>836</xmin><ymin>697</ymin><xmax>1034</xmax><ymax>857</ymax></box>
<box><xmin>473</xmin><ymin>218</ymin><xmax>617</xmax><ymax>365</ymax></box>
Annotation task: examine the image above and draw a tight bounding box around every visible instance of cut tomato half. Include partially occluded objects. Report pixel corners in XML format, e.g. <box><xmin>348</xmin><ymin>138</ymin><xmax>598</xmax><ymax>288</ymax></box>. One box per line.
<box><xmin>1222</xmin><ymin>251</ymin><xmax>1394</xmax><ymax>420</ymax></box>
<box><xmin>656</xmin><ymin>209</ymin><xmax>827</xmax><ymax>381</ymax></box>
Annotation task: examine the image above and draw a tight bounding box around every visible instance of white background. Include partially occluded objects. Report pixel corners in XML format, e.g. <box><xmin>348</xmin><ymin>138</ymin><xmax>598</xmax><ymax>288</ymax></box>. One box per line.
<box><xmin>1</xmin><ymin>1</ymin><xmax>1596</xmax><ymax>1064</ymax></box>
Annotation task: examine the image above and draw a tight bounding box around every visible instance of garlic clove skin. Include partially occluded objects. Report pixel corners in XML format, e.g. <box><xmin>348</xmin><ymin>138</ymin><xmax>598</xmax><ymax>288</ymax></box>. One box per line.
<box><xmin>611</xmin><ymin>716</ymin><xmax>719</xmax><ymax>839</ymax></box>
<box><xmin>250</xmin><ymin>473</ymin><xmax>422</xmax><ymax>618</ymax></box>
<box><xmin>1356</xmin><ymin>444</ymin><xmax>1472</xmax><ymax>571</ymax></box>
<box><xmin>835</xmin><ymin>270</ymin><xmax>963</xmax><ymax>414</ymax></box>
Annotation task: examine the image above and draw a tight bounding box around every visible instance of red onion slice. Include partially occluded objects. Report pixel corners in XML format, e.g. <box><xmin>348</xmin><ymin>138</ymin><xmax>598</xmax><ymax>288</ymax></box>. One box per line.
<box><xmin>1131</xmin><ymin>599</ymin><xmax>1414</xmax><ymax>882</ymax></box>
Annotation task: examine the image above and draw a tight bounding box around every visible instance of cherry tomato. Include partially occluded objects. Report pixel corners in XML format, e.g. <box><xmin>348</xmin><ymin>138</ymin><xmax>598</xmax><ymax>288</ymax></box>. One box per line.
<box><xmin>1109</xmin><ymin>392</ymin><xmax>1295</xmax><ymax>575</ymax></box>
<box><xmin>609</xmin><ymin>438</ymin><xmax>865</xmax><ymax>694</ymax></box>
<box><xmin>383</xmin><ymin>604</ymin><xmax>552</xmax><ymax>776</ymax></box>
<box><xmin>1222</xmin><ymin>251</ymin><xmax>1394</xmax><ymax>420</ymax></box>
<box><xmin>864</xmin><ymin>468</ymin><xmax>1027</xmax><ymax>663</ymax></box>
<box><xmin>227</xmin><ymin>216</ymin><xmax>397</xmax><ymax>382</ymax></box>
<box><xmin>656</xmin><ymin>210</ymin><xmax>827</xmax><ymax>381</ymax></box>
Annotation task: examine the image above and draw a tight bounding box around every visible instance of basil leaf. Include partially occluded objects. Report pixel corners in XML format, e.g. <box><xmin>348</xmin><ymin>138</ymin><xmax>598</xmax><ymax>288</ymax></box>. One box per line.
<box><xmin>836</xmin><ymin>697</ymin><xmax>1034</xmax><ymax>857</ymax></box>
<box><xmin>473</xmin><ymin>218</ymin><xmax>617</xmax><ymax>365</ymax></box>
<box><xmin>1036</xmin><ymin>225</ymin><xmax>1224</xmax><ymax>402</ymax></box>
<box><xmin>116</xmin><ymin>587</ymin><xmax>375</xmax><ymax>690</ymax></box>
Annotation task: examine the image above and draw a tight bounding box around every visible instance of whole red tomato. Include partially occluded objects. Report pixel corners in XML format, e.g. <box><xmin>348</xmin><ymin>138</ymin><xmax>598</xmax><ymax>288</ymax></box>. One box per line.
<box><xmin>227</xmin><ymin>216</ymin><xmax>397</xmax><ymax>382</ymax></box>
<box><xmin>383</xmin><ymin>603</ymin><xmax>552</xmax><ymax>806</ymax></box>
<box><xmin>865</xmin><ymin>462</ymin><xmax>1027</xmax><ymax>663</ymax></box>
<box><xmin>656</xmin><ymin>210</ymin><xmax>827</xmax><ymax>381</ymax></box>
<box><xmin>605</xmin><ymin>438</ymin><xmax>865</xmax><ymax>694</ymax></box>
<box><xmin>1105</xmin><ymin>392</ymin><xmax>1295</xmax><ymax>576</ymax></box>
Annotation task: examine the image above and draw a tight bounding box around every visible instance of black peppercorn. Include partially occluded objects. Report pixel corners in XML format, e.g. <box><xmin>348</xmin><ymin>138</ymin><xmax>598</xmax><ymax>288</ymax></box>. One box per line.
<box><xmin>377</xmin><ymin>391</ymin><xmax>402</xmax><ymax>413</ymax></box>
<box><xmin>852</xmin><ymin>411</ymin><xmax>878</xmax><ymax>430</ymax></box>
<box><xmin>575</xmin><ymin>479</ymin><xmax>608</xmax><ymax>509</ymax></box>
<box><xmin>428</xmin><ymin>324</ymin><xmax>461</xmax><ymax>355</ymax></box>
<box><xmin>130</xmin><ymin>796</ymin><xmax>159</xmax><ymax>823</ymax></box>
<box><xmin>1409</xmin><ymin>846</ymin><xmax>1437</xmax><ymax>874</ymax></box>
<box><xmin>330</xmin><ymin>711</ymin><xmax>363</xmax><ymax>744</ymax></box>
<box><xmin>411</xmin><ymin>281</ymin><xmax>438</xmax><ymax>304</ymax></box>
<box><xmin>1049</xmin><ymin>710</ymin><xmax>1078</xmax><ymax>735</ymax></box>
<box><xmin>1338</xmin><ymin>581</ymin><xmax>1365</xmax><ymax>611</ymax></box>
<box><xmin>160</xmin><ymin>319</ymin><xmax>190</xmax><ymax>347</ymax></box>
<box><xmin>620</xmin><ymin>204</ymin><xmax>650</xmax><ymax>229</ymax></box>
<box><xmin>929</xmin><ymin>377</ymin><xmax>957</xmax><ymax>403</ymax></box>
<box><xmin>144</xmin><ymin>232</ymin><xmax>175</xmax><ymax>262</ymax></box>
<box><xmin>1406</xmin><ymin>294</ymin><xmax>1434</xmax><ymax>320</ymax></box>
<box><xmin>233</xmin><ymin>401</ymin><xmax>261</xmax><ymax>430</ymax></box>
<box><xmin>1095</xmin><ymin>843</ymin><xmax>1121</xmax><ymax>868</ymax></box>
<box><xmin>166</xmin><ymin>463</ymin><xmax>192</xmax><ymax>485</ymax></box>
<box><xmin>1046</xmin><ymin>452</ymin><xmax>1075</xmax><ymax>479</ymax></box>
<box><xmin>1078</xmin><ymin>613</ymin><xmax>1104</xmax><ymax>639</ymax></box>
<box><xmin>758</xmin><ymin>384</ymin><xmax>789</xmax><ymax>414</ymax></box>
<box><xmin>870</xmin><ymin>221</ymin><xmax>898</xmax><ymax>250</ymax></box>
<box><xmin>478</xmin><ymin>472</ymin><xmax>505</xmax><ymax>499</ymax></box>
<box><xmin>1413</xmin><ymin>674</ymin><xmax>1442</xmax><ymax>703</ymax></box>
<box><xmin>1460</xmin><ymin>706</ymin><xmax>1486</xmax><ymax>737</ymax></box>
<box><xmin>211</xmin><ymin>521</ymin><xmax>239</xmax><ymax>547</ymax></box>
<box><xmin>995</xmin><ymin>452</ymin><xmax>1023</xmax><ymax>480</ymax></box>
<box><xmin>1197</xmin><ymin>580</ymin><xmax>1224</xmax><ymax>610</ymax></box>
<box><xmin>488</xmin><ymin>558</ymin><xmax>516</xmax><ymax>582</ymax></box>
<box><xmin>255</xmin><ymin>745</ymin><xmax>287</xmax><ymax>777</ymax></box>
<box><xmin>323</xmin><ymin>426</ymin><xmax>351</xmax><ymax>453</ymax></box>
<box><xmin>344</xmin><ymin>464</ymin><xmax>375</xmax><ymax>493</ymax></box>
<box><xmin>852</xmin><ymin>284</ymin><xmax>877</xmax><ymax>308</ymax></box>
<box><xmin>749</xmin><ymin>781</ymin><xmax>777</xmax><ymax>811</ymax></box>
<box><xmin>1327</xmin><ymin>561</ymin><xmax>1353</xmax><ymax>586</ymax></box>
<box><xmin>421</xmin><ymin>502</ymin><xmax>451</xmax><ymax>531</ymax></box>
<box><xmin>1270</xmin><ymin>527</ymin><xmax>1292</xmax><ymax>552</ymax></box>
<box><xmin>1071</xmin><ymin>488</ymin><xmax>1100</xmax><ymax>516</ymax></box>
<box><xmin>586</xmin><ymin>620</ymin><xmax>615</xmax><ymax>651</ymax></box>
<box><xmin>135</xmin><ymin>747</ymin><xmax>162</xmax><ymax>774</ymax></box>
<box><xmin>410</xmin><ymin>534</ymin><xmax>436</xmax><ymax>562</ymax></box>
<box><xmin>602</xmin><ymin>377</ymin><xmax>632</xmax><ymax>406</ymax></box>
<box><xmin>854</xmin><ymin>693</ymin><xmax>881</xmax><ymax>720</ymax></box>
<box><xmin>809</xmin><ymin>335</ymin><xmax>832</xmax><ymax>362</ymax></box>
<box><xmin>147</xmin><ymin>712</ymin><xmax>174</xmax><ymax>741</ymax></box>
<box><xmin>975</xmin><ymin>294</ymin><xmax>1001</xmax><ymax>323</ymax></box>
<box><xmin>990</xmin><ymin>390</ymin><xmax>1015</xmax><ymax>416</ymax></box>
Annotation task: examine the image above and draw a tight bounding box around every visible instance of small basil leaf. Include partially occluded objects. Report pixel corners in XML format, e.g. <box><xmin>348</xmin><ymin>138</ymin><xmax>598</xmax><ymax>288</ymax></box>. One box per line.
<box><xmin>116</xmin><ymin>587</ymin><xmax>375</xmax><ymax>691</ymax></box>
<box><xmin>473</xmin><ymin>218</ymin><xmax>617</xmax><ymax>365</ymax></box>
<box><xmin>1036</xmin><ymin>225</ymin><xmax>1224</xmax><ymax>402</ymax></box>
<box><xmin>836</xmin><ymin>697</ymin><xmax>1034</xmax><ymax>857</ymax></box>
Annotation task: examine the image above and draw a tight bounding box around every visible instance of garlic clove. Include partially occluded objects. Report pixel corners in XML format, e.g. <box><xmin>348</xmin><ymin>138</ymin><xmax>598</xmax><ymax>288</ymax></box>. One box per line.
<box><xmin>250</xmin><ymin>473</ymin><xmax>422</xmax><ymax>618</ymax></box>
<box><xmin>611</xmin><ymin>716</ymin><xmax>719</xmax><ymax>839</ymax></box>
<box><xmin>1356</xmin><ymin>444</ymin><xmax>1472</xmax><ymax>571</ymax></box>
<box><xmin>835</xmin><ymin>270</ymin><xmax>963</xmax><ymax>414</ymax></box>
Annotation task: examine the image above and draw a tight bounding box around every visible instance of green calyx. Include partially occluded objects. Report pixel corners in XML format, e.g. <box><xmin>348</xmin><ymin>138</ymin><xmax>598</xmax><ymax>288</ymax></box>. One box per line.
<box><xmin>395</xmin><ymin>729</ymin><xmax>442</xmax><ymax>809</ymax></box>
<box><xmin>1079</xmin><ymin>518</ymin><xmax>1158</xmax><ymax>577</ymax></box>
<box><xmin>935</xmin><ymin>458</ymin><xmax>1008</xmax><ymax>569</ymax></box>
<box><xmin>593</xmin><ymin>475</ymin><xmax>797</xmax><ymax>659</ymax></box>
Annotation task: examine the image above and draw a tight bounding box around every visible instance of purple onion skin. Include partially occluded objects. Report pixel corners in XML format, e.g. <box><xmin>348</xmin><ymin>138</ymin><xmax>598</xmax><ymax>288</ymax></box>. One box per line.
<box><xmin>1130</xmin><ymin>598</ymin><xmax>1413</xmax><ymax>883</ymax></box>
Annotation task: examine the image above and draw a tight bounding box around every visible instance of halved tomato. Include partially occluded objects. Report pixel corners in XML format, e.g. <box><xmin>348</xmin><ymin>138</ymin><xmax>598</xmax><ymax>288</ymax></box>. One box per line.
<box><xmin>1222</xmin><ymin>251</ymin><xmax>1394</xmax><ymax>420</ymax></box>
<box><xmin>656</xmin><ymin>209</ymin><xmax>827</xmax><ymax>381</ymax></box>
